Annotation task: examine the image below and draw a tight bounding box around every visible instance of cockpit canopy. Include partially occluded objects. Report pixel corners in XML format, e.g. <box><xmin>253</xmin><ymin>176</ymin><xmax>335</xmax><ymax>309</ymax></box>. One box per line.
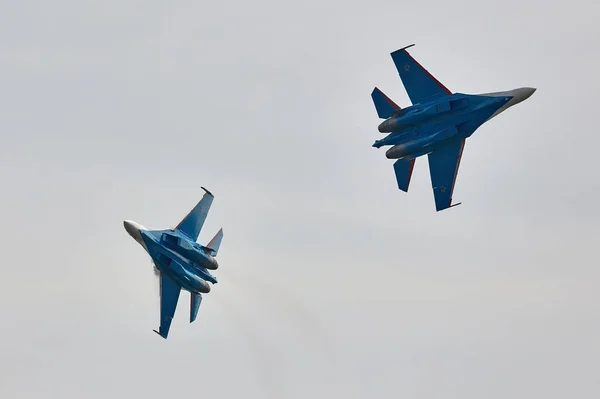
<box><xmin>161</xmin><ymin>232</ymin><xmax>180</xmax><ymax>246</ymax></box>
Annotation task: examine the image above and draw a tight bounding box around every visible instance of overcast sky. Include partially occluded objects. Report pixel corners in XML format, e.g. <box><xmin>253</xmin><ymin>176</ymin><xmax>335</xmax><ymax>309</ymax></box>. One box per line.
<box><xmin>1</xmin><ymin>0</ymin><xmax>599</xmax><ymax>398</ymax></box>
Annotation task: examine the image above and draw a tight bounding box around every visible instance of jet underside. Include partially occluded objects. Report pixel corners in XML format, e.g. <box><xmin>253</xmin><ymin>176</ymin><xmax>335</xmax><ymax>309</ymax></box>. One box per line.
<box><xmin>370</xmin><ymin>44</ymin><xmax>535</xmax><ymax>211</ymax></box>
<box><xmin>141</xmin><ymin>231</ymin><xmax>214</xmax><ymax>294</ymax></box>
<box><xmin>374</xmin><ymin>93</ymin><xmax>510</xmax><ymax>160</ymax></box>
<box><xmin>124</xmin><ymin>187</ymin><xmax>224</xmax><ymax>339</ymax></box>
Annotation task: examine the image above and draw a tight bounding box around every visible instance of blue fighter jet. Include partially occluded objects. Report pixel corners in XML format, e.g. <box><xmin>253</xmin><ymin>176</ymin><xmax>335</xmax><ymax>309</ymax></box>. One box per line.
<box><xmin>124</xmin><ymin>187</ymin><xmax>223</xmax><ymax>339</ymax></box>
<box><xmin>372</xmin><ymin>44</ymin><xmax>536</xmax><ymax>211</ymax></box>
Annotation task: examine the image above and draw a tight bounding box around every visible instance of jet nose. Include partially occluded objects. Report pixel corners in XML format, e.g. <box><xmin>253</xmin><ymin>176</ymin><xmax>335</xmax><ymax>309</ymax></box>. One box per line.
<box><xmin>521</xmin><ymin>87</ymin><xmax>536</xmax><ymax>100</ymax></box>
<box><xmin>123</xmin><ymin>220</ymin><xmax>147</xmax><ymax>246</ymax></box>
<box><xmin>123</xmin><ymin>220</ymin><xmax>137</xmax><ymax>236</ymax></box>
<box><xmin>513</xmin><ymin>87</ymin><xmax>536</xmax><ymax>104</ymax></box>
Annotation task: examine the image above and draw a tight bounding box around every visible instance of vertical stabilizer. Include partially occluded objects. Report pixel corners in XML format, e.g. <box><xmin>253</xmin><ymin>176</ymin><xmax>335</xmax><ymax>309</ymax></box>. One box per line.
<box><xmin>393</xmin><ymin>159</ymin><xmax>416</xmax><ymax>192</ymax></box>
<box><xmin>190</xmin><ymin>293</ymin><xmax>203</xmax><ymax>323</ymax></box>
<box><xmin>206</xmin><ymin>228</ymin><xmax>224</xmax><ymax>256</ymax></box>
<box><xmin>371</xmin><ymin>87</ymin><xmax>401</xmax><ymax>119</ymax></box>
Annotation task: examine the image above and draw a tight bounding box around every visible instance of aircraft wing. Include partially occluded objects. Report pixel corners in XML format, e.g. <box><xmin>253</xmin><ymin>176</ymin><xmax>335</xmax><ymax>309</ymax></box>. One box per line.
<box><xmin>154</xmin><ymin>272</ymin><xmax>182</xmax><ymax>339</ymax></box>
<box><xmin>174</xmin><ymin>187</ymin><xmax>214</xmax><ymax>242</ymax></box>
<box><xmin>427</xmin><ymin>138</ymin><xmax>465</xmax><ymax>211</ymax></box>
<box><xmin>390</xmin><ymin>44</ymin><xmax>452</xmax><ymax>105</ymax></box>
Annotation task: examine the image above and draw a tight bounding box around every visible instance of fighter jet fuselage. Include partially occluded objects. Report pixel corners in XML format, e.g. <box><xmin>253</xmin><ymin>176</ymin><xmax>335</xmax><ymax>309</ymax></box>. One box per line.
<box><xmin>370</xmin><ymin>44</ymin><xmax>535</xmax><ymax>211</ymax></box>
<box><xmin>125</xmin><ymin>223</ymin><xmax>218</xmax><ymax>294</ymax></box>
<box><xmin>373</xmin><ymin>88</ymin><xmax>535</xmax><ymax>160</ymax></box>
<box><xmin>123</xmin><ymin>187</ymin><xmax>224</xmax><ymax>338</ymax></box>
<box><xmin>159</xmin><ymin>231</ymin><xmax>219</xmax><ymax>271</ymax></box>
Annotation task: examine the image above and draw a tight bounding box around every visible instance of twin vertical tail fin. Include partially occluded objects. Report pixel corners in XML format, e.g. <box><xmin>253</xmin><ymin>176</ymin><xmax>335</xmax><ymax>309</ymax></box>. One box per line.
<box><xmin>189</xmin><ymin>230</ymin><xmax>222</xmax><ymax>323</ymax></box>
<box><xmin>190</xmin><ymin>293</ymin><xmax>203</xmax><ymax>323</ymax></box>
<box><xmin>393</xmin><ymin>159</ymin><xmax>416</xmax><ymax>192</ymax></box>
<box><xmin>206</xmin><ymin>228</ymin><xmax>224</xmax><ymax>256</ymax></box>
<box><xmin>371</xmin><ymin>87</ymin><xmax>401</xmax><ymax>119</ymax></box>
<box><xmin>188</xmin><ymin>230</ymin><xmax>222</xmax><ymax>325</ymax></box>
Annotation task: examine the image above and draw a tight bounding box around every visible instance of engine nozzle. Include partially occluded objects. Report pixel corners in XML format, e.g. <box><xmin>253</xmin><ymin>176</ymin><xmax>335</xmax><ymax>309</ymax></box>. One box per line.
<box><xmin>386</xmin><ymin>144</ymin><xmax>408</xmax><ymax>159</ymax></box>
<box><xmin>378</xmin><ymin>118</ymin><xmax>399</xmax><ymax>133</ymax></box>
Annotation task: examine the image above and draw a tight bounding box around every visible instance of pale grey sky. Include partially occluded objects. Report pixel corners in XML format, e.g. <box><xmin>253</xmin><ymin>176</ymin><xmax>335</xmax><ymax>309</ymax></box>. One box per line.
<box><xmin>1</xmin><ymin>0</ymin><xmax>599</xmax><ymax>398</ymax></box>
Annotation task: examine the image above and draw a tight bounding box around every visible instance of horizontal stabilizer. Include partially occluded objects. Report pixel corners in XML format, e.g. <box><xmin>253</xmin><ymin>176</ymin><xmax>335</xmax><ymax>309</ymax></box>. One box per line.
<box><xmin>190</xmin><ymin>293</ymin><xmax>203</xmax><ymax>323</ymax></box>
<box><xmin>206</xmin><ymin>228</ymin><xmax>224</xmax><ymax>256</ymax></box>
<box><xmin>393</xmin><ymin>159</ymin><xmax>416</xmax><ymax>192</ymax></box>
<box><xmin>390</xmin><ymin>44</ymin><xmax>452</xmax><ymax>105</ymax></box>
<box><xmin>371</xmin><ymin>87</ymin><xmax>400</xmax><ymax>119</ymax></box>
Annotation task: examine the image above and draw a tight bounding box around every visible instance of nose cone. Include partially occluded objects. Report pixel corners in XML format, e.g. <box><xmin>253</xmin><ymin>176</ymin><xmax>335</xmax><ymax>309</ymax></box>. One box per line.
<box><xmin>123</xmin><ymin>220</ymin><xmax>147</xmax><ymax>247</ymax></box>
<box><xmin>508</xmin><ymin>87</ymin><xmax>536</xmax><ymax>106</ymax></box>
<box><xmin>516</xmin><ymin>87</ymin><xmax>536</xmax><ymax>102</ymax></box>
